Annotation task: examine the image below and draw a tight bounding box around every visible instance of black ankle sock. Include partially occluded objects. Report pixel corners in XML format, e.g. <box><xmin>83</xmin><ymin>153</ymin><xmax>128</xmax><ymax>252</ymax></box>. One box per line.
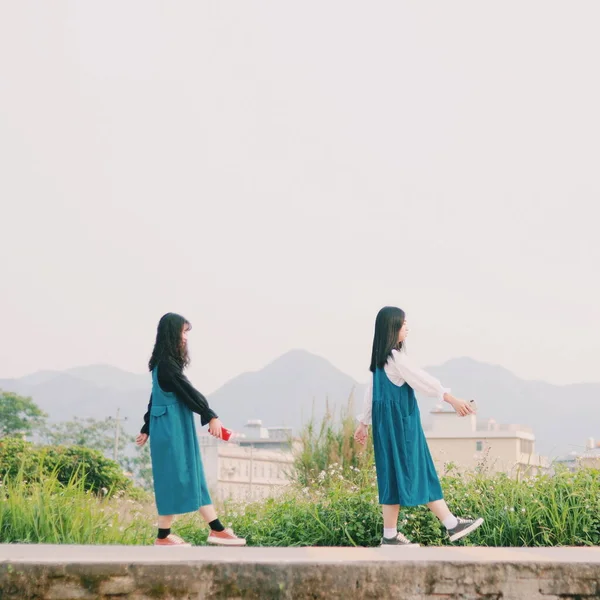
<box><xmin>157</xmin><ymin>528</ymin><xmax>171</xmax><ymax>539</ymax></box>
<box><xmin>209</xmin><ymin>519</ymin><xmax>225</xmax><ymax>532</ymax></box>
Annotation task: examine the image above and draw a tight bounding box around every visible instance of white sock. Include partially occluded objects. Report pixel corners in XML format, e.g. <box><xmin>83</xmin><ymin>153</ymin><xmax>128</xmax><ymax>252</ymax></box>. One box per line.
<box><xmin>383</xmin><ymin>527</ymin><xmax>397</xmax><ymax>539</ymax></box>
<box><xmin>442</xmin><ymin>515</ymin><xmax>458</xmax><ymax>530</ymax></box>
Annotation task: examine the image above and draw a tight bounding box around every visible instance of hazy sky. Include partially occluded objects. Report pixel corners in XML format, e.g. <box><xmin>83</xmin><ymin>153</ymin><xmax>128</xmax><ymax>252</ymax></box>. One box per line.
<box><xmin>1</xmin><ymin>1</ymin><xmax>599</xmax><ymax>393</ymax></box>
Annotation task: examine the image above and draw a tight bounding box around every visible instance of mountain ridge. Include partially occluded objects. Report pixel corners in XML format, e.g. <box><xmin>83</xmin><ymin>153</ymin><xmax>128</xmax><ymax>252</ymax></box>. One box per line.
<box><xmin>1</xmin><ymin>351</ymin><xmax>598</xmax><ymax>458</ymax></box>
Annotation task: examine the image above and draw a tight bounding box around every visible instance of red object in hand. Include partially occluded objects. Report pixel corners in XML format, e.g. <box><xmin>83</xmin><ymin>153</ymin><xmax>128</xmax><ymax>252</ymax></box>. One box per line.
<box><xmin>221</xmin><ymin>427</ymin><xmax>232</xmax><ymax>441</ymax></box>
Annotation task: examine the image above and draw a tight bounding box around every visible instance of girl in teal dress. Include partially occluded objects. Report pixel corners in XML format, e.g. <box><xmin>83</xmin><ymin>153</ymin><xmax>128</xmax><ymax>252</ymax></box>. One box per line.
<box><xmin>354</xmin><ymin>306</ymin><xmax>484</xmax><ymax>546</ymax></box>
<box><xmin>136</xmin><ymin>313</ymin><xmax>245</xmax><ymax>547</ymax></box>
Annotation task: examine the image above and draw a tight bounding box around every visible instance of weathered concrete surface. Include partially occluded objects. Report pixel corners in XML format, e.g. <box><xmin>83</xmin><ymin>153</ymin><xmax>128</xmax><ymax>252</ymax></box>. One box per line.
<box><xmin>1</xmin><ymin>544</ymin><xmax>599</xmax><ymax>599</ymax></box>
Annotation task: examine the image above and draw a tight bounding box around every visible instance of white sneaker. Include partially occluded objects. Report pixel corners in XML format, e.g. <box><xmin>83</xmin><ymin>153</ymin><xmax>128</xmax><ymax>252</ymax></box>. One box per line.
<box><xmin>380</xmin><ymin>531</ymin><xmax>420</xmax><ymax>547</ymax></box>
<box><xmin>448</xmin><ymin>517</ymin><xmax>484</xmax><ymax>542</ymax></box>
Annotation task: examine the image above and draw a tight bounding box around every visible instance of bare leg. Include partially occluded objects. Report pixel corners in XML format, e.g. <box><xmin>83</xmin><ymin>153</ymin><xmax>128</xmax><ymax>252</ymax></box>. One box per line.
<box><xmin>427</xmin><ymin>499</ymin><xmax>452</xmax><ymax>521</ymax></box>
<box><xmin>198</xmin><ymin>504</ymin><xmax>218</xmax><ymax>524</ymax></box>
<box><xmin>382</xmin><ymin>504</ymin><xmax>400</xmax><ymax>529</ymax></box>
<box><xmin>157</xmin><ymin>515</ymin><xmax>174</xmax><ymax>529</ymax></box>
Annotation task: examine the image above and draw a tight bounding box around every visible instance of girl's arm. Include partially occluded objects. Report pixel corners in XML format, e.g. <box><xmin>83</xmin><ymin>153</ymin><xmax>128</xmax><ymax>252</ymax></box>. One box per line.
<box><xmin>391</xmin><ymin>350</ymin><xmax>473</xmax><ymax>416</ymax></box>
<box><xmin>391</xmin><ymin>349</ymin><xmax>450</xmax><ymax>401</ymax></box>
<box><xmin>357</xmin><ymin>376</ymin><xmax>373</xmax><ymax>426</ymax></box>
<box><xmin>140</xmin><ymin>393</ymin><xmax>152</xmax><ymax>435</ymax></box>
<box><xmin>159</xmin><ymin>360</ymin><xmax>219</xmax><ymax>426</ymax></box>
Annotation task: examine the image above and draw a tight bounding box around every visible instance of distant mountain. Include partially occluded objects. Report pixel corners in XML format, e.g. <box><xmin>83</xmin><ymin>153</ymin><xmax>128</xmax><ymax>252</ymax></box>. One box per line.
<box><xmin>64</xmin><ymin>365</ymin><xmax>149</xmax><ymax>391</ymax></box>
<box><xmin>209</xmin><ymin>349</ymin><xmax>363</xmax><ymax>432</ymax></box>
<box><xmin>0</xmin><ymin>366</ymin><xmax>151</xmax><ymax>432</ymax></box>
<box><xmin>1</xmin><ymin>353</ymin><xmax>598</xmax><ymax>458</ymax></box>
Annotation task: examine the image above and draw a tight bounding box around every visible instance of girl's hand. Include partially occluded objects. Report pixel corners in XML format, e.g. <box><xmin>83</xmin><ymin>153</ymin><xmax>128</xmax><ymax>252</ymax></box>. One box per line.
<box><xmin>136</xmin><ymin>433</ymin><xmax>148</xmax><ymax>447</ymax></box>
<box><xmin>354</xmin><ymin>422</ymin><xmax>368</xmax><ymax>445</ymax></box>
<box><xmin>448</xmin><ymin>398</ymin><xmax>474</xmax><ymax>417</ymax></box>
<box><xmin>208</xmin><ymin>418</ymin><xmax>223</xmax><ymax>439</ymax></box>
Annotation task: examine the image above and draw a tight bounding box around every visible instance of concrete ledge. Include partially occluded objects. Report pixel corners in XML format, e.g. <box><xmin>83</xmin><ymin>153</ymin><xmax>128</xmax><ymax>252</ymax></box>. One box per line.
<box><xmin>1</xmin><ymin>545</ymin><xmax>599</xmax><ymax>599</ymax></box>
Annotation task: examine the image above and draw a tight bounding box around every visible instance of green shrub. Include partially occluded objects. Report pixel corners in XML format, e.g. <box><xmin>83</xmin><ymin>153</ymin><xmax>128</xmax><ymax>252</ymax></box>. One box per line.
<box><xmin>0</xmin><ymin>437</ymin><xmax>130</xmax><ymax>495</ymax></box>
<box><xmin>245</xmin><ymin>402</ymin><xmax>600</xmax><ymax>547</ymax></box>
<box><xmin>0</xmin><ymin>437</ymin><xmax>39</xmax><ymax>481</ymax></box>
<box><xmin>212</xmin><ymin>465</ymin><xmax>600</xmax><ymax>547</ymax></box>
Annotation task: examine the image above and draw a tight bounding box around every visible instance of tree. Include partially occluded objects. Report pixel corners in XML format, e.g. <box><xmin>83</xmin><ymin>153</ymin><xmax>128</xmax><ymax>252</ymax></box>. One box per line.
<box><xmin>0</xmin><ymin>437</ymin><xmax>131</xmax><ymax>495</ymax></box>
<box><xmin>0</xmin><ymin>390</ymin><xmax>47</xmax><ymax>438</ymax></box>
<box><xmin>40</xmin><ymin>416</ymin><xmax>129</xmax><ymax>462</ymax></box>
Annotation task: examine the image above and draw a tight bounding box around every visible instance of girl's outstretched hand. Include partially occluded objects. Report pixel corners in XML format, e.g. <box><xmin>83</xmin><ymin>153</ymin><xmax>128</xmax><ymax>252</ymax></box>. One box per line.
<box><xmin>448</xmin><ymin>397</ymin><xmax>474</xmax><ymax>417</ymax></box>
<box><xmin>136</xmin><ymin>433</ymin><xmax>148</xmax><ymax>447</ymax></box>
<box><xmin>208</xmin><ymin>418</ymin><xmax>223</xmax><ymax>439</ymax></box>
<box><xmin>354</xmin><ymin>422</ymin><xmax>368</xmax><ymax>445</ymax></box>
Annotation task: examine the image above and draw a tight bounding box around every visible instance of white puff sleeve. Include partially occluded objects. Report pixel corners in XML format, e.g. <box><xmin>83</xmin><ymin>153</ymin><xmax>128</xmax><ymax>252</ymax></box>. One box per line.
<box><xmin>391</xmin><ymin>349</ymin><xmax>450</xmax><ymax>401</ymax></box>
<box><xmin>357</xmin><ymin>375</ymin><xmax>373</xmax><ymax>425</ymax></box>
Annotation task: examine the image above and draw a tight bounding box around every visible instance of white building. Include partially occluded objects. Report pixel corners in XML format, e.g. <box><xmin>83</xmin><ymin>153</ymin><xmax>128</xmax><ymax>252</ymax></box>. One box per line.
<box><xmin>556</xmin><ymin>438</ymin><xmax>600</xmax><ymax>471</ymax></box>
<box><xmin>424</xmin><ymin>406</ymin><xmax>550</xmax><ymax>477</ymax></box>
<box><xmin>199</xmin><ymin>420</ymin><xmax>295</xmax><ymax>503</ymax></box>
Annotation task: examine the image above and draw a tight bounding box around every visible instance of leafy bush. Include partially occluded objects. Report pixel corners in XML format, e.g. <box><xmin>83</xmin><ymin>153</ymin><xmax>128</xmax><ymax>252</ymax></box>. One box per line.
<box><xmin>204</xmin><ymin>404</ymin><xmax>600</xmax><ymax>547</ymax></box>
<box><xmin>0</xmin><ymin>437</ymin><xmax>131</xmax><ymax>495</ymax></box>
<box><xmin>0</xmin><ymin>437</ymin><xmax>38</xmax><ymax>481</ymax></box>
<box><xmin>3</xmin><ymin>405</ymin><xmax>599</xmax><ymax>548</ymax></box>
<box><xmin>212</xmin><ymin>464</ymin><xmax>600</xmax><ymax>547</ymax></box>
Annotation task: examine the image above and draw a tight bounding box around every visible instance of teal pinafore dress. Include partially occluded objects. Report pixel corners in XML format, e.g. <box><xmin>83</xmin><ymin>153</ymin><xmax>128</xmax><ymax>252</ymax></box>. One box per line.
<box><xmin>372</xmin><ymin>367</ymin><xmax>443</xmax><ymax>506</ymax></box>
<box><xmin>149</xmin><ymin>367</ymin><xmax>212</xmax><ymax>515</ymax></box>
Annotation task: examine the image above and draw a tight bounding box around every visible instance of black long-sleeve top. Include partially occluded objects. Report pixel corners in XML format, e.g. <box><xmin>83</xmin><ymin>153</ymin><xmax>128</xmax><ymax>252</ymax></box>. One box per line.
<box><xmin>140</xmin><ymin>359</ymin><xmax>218</xmax><ymax>435</ymax></box>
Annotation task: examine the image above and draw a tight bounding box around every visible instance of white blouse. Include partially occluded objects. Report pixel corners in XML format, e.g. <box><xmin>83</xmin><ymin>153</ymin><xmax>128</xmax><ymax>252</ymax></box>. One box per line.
<box><xmin>358</xmin><ymin>349</ymin><xmax>450</xmax><ymax>425</ymax></box>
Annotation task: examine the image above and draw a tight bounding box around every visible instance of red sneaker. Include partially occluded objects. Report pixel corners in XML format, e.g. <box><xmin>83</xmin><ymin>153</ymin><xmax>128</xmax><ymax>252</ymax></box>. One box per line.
<box><xmin>207</xmin><ymin>528</ymin><xmax>246</xmax><ymax>546</ymax></box>
<box><xmin>154</xmin><ymin>534</ymin><xmax>191</xmax><ymax>547</ymax></box>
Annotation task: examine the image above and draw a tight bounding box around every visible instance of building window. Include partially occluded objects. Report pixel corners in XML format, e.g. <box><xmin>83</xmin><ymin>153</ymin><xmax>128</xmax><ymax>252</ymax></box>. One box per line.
<box><xmin>520</xmin><ymin>439</ymin><xmax>533</xmax><ymax>454</ymax></box>
<box><xmin>476</xmin><ymin>441</ymin><xmax>483</xmax><ymax>452</ymax></box>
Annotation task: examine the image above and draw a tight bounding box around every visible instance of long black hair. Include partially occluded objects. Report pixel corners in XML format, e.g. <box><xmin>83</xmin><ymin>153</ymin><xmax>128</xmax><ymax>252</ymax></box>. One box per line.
<box><xmin>148</xmin><ymin>313</ymin><xmax>191</xmax><ymax>372</ymax></box>
<box><xmin>369</xmin><ymin>306</ymin><xmax>406</xmax><ymax>373</ymax></box>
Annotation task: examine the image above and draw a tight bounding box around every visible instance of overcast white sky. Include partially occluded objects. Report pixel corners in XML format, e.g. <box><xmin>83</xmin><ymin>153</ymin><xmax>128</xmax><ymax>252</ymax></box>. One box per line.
<box><xmin>1</xmin><ymin>1</ymin><xmax>599</xmax><ymax>393</ymax></box>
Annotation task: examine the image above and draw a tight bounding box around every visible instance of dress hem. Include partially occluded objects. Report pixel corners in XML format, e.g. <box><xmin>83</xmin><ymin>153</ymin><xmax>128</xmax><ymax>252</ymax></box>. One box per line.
<box><xmin>157</xmin><ymin>501</ymin><xmax>212</xmax><ymax>516</ymax></box>
<box><xmin>378</xmin><ymin>495</ymin><xmax>444</xmax><ymax>507</ymax></box>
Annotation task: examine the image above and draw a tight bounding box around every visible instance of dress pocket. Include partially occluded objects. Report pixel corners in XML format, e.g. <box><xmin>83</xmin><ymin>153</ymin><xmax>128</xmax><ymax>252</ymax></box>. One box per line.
<box><xmin>150</xmin><ymin>405</ymin><xmax>167</xmax><ymax>417</ymax></box>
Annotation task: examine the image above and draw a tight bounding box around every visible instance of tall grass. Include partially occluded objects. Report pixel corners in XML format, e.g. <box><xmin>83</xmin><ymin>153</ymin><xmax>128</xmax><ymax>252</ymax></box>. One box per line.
<box><xmin>294</xmin><ymin>392</ymin><xmax>374</xmax><ymax>486</ymax></box>
<box><xmin>2</xmin><ymin>403</ymin><xmax>599</xmax><ymax>548</ymax></box>
<box><xmin>214</xmin><ymin>464</ymin><xmax>600</xmax><ymax>547</ymax></box>
<box><xmin>211</xmin><ymin>401</ymin><xmax>600</xmax><ymax>547</ymax></box>
<box><xmin>0</xmin><ymin>470</ymin><xmax>154</xmax><ymax>545</ymax></box>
